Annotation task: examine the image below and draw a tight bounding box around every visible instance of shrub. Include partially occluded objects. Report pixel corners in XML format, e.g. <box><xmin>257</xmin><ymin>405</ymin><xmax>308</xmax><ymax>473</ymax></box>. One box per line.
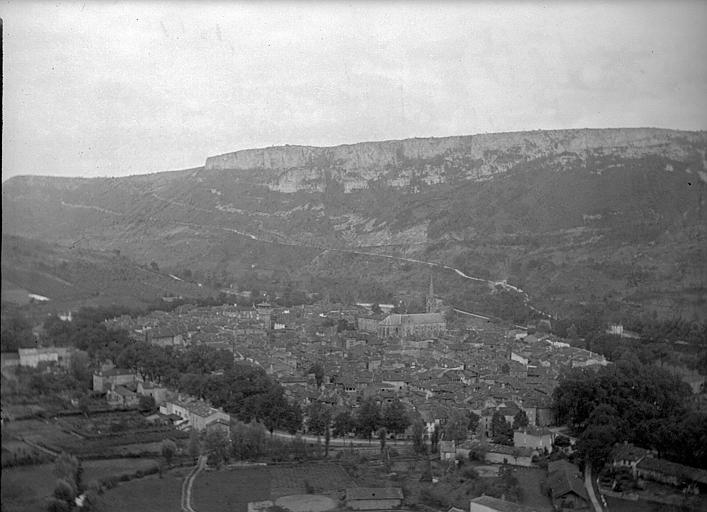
<box><xmin>101</xmin><ymin>476</ymin><xmax>119</xmax><ymax>489</ymax></box>
<box><xmin>53</xmin><ymin>479</ymin><xmax>75</xmax><ymax>502</ymax></box>
<box><xmin>462</xmin><ymin>467</ymin><xmax>479</xmax><ymax>480</ymax></box>
<box><xmin>304</xmin><ymin>479</ymin><xmax>315</xmax><ymax>493</ymax></box>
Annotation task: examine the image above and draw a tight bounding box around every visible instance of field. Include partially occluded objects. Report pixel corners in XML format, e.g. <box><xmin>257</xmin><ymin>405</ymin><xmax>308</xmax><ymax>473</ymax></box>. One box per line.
<box><xmin>99</xmin><ymin>467</ymin><xmax>190</xmax><ymax>512</ymax></box>
<box><xmin>514</xmin><ymin>467</ymin><xmax>553</xmax><ymax>511</ymax></box>
<box><xmin>269</xmin><ymin>463</ymin><xmax>356</xmax><ymax>498</ymax></box>
<box><xmin>2</xmin><ymin>418</ymin><xmax>77</xmax><ymax>448</ymax></box>
<box><xmin>1</xmin><ymin>413</ymin><xmax>187</xmax><ymax>459</ymax></box>
<box><xmin>1</xmin><ymin>463</ymin><xmax>56</xmax><ymax>512</ymax></box>
<box><xmin>193</xmin><ymin>462</ymin><xmax>357</xmax><ymax>512</ymax></box>
<box><xmin>193</xmin><ymin>467</ymin><xmax>271</xmax><ymax>512</ymax></box>
<box><xmin>1</xmin><ymin>458</ymin><xmax>161</xmax><ymax>512</ymax></box>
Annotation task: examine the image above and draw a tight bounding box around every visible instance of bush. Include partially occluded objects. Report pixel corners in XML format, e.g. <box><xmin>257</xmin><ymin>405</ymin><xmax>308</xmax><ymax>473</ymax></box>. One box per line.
<box><xmin>462</xmin><ymin>467</ymin><xmax>479</xmax><ymax>480</ymax></box>
<box><xmin>101</xmin><ymin>476</ymin><xmax>119</xmax><ymax>489</ymax></box>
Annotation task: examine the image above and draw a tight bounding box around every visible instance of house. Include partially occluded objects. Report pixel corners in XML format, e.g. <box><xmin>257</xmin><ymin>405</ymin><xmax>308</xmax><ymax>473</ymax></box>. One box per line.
<box><xmin>160</xmin><ymin>398</ymin><xmax>230</xmax><ymax>432</ymax></box>
<box><xmin>93</xmin><ymin>367</ymin><xmax>136</xmax><ymax>392</ymax></box>
<box><xmin>484</xmin><ymin>444</ymin><xmax>534</xmax><ymax>467</ymax></box>
<box><xmin>148</xmin><ymin>327</ymin><xmax>185</xmax><ymax>347</ymax></box>
<box><xmin>345</xmin><ymin>487</ymin><xmax>403</xmax><ymax>510</ymax></box>
<box><xmin>635</xmin><ymin>457</ymin><xmax>707</xmax><ymax>490</ymax></box>
<box><xmin>377</xmin><ymin>313</ymin><xmax>446</xmax><ymax>338</ymax></box>
<box><xmin>137</xmin><ymin>381</ymin><xmax>169</xmax><ymax>405</ymax></box>
<box><xmin>611</xmin><ymin>443</ymin><xmax>652</xmax><ymax>476</ymax></box>
<box><xmin>18</xmin><ymin>347</ymin><xmax>74</xmax><ymax>368</ymax></box>
<box><xmin>513</xmin><ymin>426</ymin><xmax>555</xmax><ymax>453</ymax></box>
<box><xmin>547</xmin><ymin>460</ymin><xmax>590</xmax><ymax>511</ymax></box>
<box><xmin>106</xmin><ymin>385</ymin><xmax>140</xmax><ymax>407</ymax></box>
<box><xmin>469</xmin><ymin>495</ymin><xmax>538</xmax><ymax>512</ymax></box>
<box><xmin>439</xmin><ymin>440</ymin><xmax>456</xmax><ymax>460</ymax></box>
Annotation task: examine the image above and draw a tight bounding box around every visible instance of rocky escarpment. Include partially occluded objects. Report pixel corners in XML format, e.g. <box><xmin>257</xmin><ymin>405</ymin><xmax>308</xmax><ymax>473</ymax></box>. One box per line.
<box><xmin>204</xmin><ymin>128</ymin><xmax>706</xmax><ymax>193</ymax></box>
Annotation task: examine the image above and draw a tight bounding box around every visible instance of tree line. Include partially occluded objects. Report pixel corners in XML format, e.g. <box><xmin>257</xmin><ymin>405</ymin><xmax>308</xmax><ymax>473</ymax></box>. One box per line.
<box><xmin>553</xmin><ymin>358</ymin><xmax>707</xmax><ymax>469</ymax></box>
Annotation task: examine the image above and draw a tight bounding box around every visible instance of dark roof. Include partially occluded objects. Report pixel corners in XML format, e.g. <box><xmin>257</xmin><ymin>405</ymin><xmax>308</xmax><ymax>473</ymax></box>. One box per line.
<box><xmin>547</xmin><ymin>470</ymin><xmax>588</xmax><ymax>502</ymax></box>
<box><xmin>548</xmin><ymin>459</ymin><xmax>581</xmax><ymax>477</ymax></box>
<box><xmin>637</xmin><ymin>457</ymin><xmax>707</xmax><ymax>484</ymax></box>
<box><xmin>346</xmin><ymin>488</ymin><xmax>403</xmax><ymax>500</ymax></box>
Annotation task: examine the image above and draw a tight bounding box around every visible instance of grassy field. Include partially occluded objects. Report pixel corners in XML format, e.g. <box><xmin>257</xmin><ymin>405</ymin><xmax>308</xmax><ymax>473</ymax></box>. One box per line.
<box><xmin>514</xmin><ymin>467</ymin><xmax>553</xmax><ymax>511</ymax></box>
<box><xmin>269</xmin><ymin>463</ymin><xmax>356</xmax><ymax>498</ymax></box>
<box><xmin>2</xmin><ymin>418</ymin><xmax>77</xmax><ymax>448</ymax></box>
<box><xmin>1</xmin><ymin>458</ymin><xmax>160</xmax><ymax>512</ymax></box>
<box><xmin>99</xmin><ymin>468</ymin><xmax>190</xmax><ymax>512</ymax></box>
<box><xmin>1</xmin><ymin>464</ymin><xmax>56</xmax><ymax>512</ymax></box>
<box><xmin>193</xmin><ymin>467</ymin><xmax>272</xmax><ymax>512</ymax></box>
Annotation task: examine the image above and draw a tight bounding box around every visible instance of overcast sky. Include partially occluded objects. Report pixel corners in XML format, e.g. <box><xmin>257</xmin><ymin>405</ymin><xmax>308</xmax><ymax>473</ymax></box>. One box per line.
<box><xmin>2</xmin><ymin>1</ymin><xmax>706</xmax><ymax>181</ymax></box>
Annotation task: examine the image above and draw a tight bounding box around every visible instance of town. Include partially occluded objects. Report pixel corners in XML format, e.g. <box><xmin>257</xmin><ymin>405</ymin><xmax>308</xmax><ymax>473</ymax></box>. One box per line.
<box><xmin>2</xmin><ymin>277</ymin><xmax>706</xmax><ymax>512</ymax></box>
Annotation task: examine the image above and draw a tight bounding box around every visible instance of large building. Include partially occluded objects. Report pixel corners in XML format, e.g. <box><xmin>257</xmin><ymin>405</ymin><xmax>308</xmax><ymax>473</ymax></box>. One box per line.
<box><xmin>377</xmin><ymin>313</ymin><xmax>446</xmax><ymax>338</ymax></box>
<box><xmin>17</xmin><ymin>347</ymin><xmax>75</xmax><ymax>368</ymax></box>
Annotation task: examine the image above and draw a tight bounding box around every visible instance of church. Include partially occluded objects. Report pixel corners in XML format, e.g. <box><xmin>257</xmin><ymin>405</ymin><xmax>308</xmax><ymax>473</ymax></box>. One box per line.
<box><xmin>377</xmin><ymin>276</ymin><xmax>446</xmax><ymax>338</ymax></box>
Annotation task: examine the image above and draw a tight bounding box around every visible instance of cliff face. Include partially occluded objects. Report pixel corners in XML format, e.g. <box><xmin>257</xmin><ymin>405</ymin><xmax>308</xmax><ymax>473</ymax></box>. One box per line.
<box><xmin>204</xmin><ymin>128</ymin><xmax>705</xmax><ymax>193</ymax></box>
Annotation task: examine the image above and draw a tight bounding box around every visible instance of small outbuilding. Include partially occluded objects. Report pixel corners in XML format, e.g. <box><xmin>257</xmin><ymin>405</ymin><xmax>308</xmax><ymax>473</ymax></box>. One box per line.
<box><xmin>345</xmin><ymin>487</ymin><xmax>403</xmax><ymax>510</ymax></box>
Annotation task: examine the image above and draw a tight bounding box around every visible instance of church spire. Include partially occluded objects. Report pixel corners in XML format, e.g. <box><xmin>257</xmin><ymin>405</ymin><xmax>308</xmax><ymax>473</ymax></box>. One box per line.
<box><xmin>426</xmin><ymin>274</ymin><xmax>435</xmax><ymax>313</ymax></box>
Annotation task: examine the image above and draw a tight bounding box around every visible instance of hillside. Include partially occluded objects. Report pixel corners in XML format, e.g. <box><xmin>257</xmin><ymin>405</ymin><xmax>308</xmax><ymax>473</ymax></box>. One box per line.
<box><xmin>3</xmin><ymin>128</ymin><xmax>706</xmax><ymax>321</ymax></box>
<box><xmin>0</xmin><ymin>235</ymin><xmax>215</xmax><ymax>313</ymax></box>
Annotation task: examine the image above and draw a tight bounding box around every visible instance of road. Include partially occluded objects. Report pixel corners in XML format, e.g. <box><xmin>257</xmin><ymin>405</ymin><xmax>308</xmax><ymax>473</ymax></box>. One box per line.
<box><xmin>181</xmin><ymin>455</ymin><xmax>206</xmax><ymax>512</ymax></box>
<box><xmin>584</xmin><ymin>462</ymin><xmax>604</xmax><ymax>512</ymax></box>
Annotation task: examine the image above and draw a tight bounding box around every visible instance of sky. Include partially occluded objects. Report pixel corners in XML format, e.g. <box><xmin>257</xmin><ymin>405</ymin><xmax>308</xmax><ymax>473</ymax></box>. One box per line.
<box><xmin>2</xmin><ymin>1</ymin><xmax>706</xmax><ymax>181</ymax></box>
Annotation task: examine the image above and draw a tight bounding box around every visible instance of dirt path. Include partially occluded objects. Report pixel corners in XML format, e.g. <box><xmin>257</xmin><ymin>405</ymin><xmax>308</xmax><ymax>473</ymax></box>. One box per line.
<box><xmin>181</xmin><ymin>455</ymin><xmax>206</xmax><ymax>512</ymax></box>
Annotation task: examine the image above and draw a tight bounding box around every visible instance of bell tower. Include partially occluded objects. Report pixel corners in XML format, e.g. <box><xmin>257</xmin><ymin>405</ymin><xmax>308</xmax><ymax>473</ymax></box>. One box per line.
<box><xmin>426</xmin><ymin>274</ymin><xmax>435</xmax><ymax>313</ymax></box>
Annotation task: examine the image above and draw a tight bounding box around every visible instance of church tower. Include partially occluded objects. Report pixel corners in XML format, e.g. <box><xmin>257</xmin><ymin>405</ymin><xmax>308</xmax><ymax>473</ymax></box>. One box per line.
<box><xmin>426</xmin><ymin>274</ymin><xmax>435</xmax><ymax>313</ymax></box>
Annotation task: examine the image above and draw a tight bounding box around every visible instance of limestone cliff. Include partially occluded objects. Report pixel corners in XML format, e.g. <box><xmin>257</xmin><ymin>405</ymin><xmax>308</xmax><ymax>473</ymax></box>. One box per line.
<box><xmin>204</xmin><ymin>128</ymin><xmax>706</xmax><ymax>193</ymax></box>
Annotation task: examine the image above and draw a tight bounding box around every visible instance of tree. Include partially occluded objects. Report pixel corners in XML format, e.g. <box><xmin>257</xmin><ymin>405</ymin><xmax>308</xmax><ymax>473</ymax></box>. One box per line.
<box><xmin>1</xmin><ymin>311</ymin><xmax>34</xmax><ymax>352</ymax></box>
<box><xmin>324</xmin><ymin>426</ymin><xmax>331</xmax><ymax>457</ymax></box>
<box><xmin>139</xmin><ymin>394</ymin><xmax>156</xmax><ymax>412</ymax></box>
<box><xmin>204</xmin><ymin>429</ymin><xmax>231</xmax><ymax>466</ymax></box>
<box><xmin>332</xmin><ymin>411</ymin><xmax>355</xmax><ymax>437</ymax></box>
<box><xmin>306</xmin><ymin>401</ymin><xmax>331</xmax><ymax>435</ymax></box>
<box><xmin>53</xmin><ymin>479</ymin><xmax>75</xmax><ymax>502</ymax></box>
<box><xmin>69</xmin><ymin>351</ymin><xmax>92</xmax><ymax>386</ymax></box>
<box><xmin>491</xmin><ymin>411</ymin><xmax>513</xmax><ymax>445</ymax></box>
<box><xmin>444</xmin><ymin>410</ymin><xmax>469</xmax><ymax>443</ymax></box>
<box><xmin>78</xmin><ymin>394</ymin><xmax>91</xmax><ymax>417</ymax></box>
<box><xmin>512</xmin><ymin>410</ymin><xmax>529</xmax><ymax>430</ymax></box>
<box><xmin>382</xmin><ymin>399</ymin><xmax>410</xmax><ymax>435</ymax></box>
<box><xmin>412</xmin><ymin>420</ymin><xmax>427</xmax><ymax>454</ymax></box>
<box><xmin>46</xmin><ymin>498</ymin><xmax>71</xmax><ymax>512</ymax></box>
<box><xmin>54</xmin><ymin>452</ymin><xmax>79</xmax><ymax>493</ymax></box>
<box><xmin>355</xmin><ymin>398</ymin><xmax>381</xmax><ymax>440</ymax></box>
<box><xmin>188</xmin><ymin>429</ymin><xmax>201</xmax><ymax>462</ymax></box>
<box><xmin>378</xmin><ymin>427</ymin><xmax>387</xmax><ymax>452</ymax></box>
<box><xmin>150</xmin><ymin>261</ymin><xmax>160</xmax><ymax>272</ymax></box>
<box><xmin>161</xmin><ymin>438</ymin><xmax>177</xmax><ymax>467</ymax></box>
<box><xmin>307</xmin><ymin>363</ymin><xmax>325</xmax><ymax>387</ymax></box>
<box><xmin>431</xmin><ymin>424</ymin><xmax>441</xmax><ymax>452</ymax></box>
<box><xmin>371</xmin><ymin>303</ymin><xmax>382</xmax><ymax>315</ymax></box>
<box><xmin>467</xmin><ymin>411</ymin><xmax>480</xmax><ymax>435</ymax></box>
